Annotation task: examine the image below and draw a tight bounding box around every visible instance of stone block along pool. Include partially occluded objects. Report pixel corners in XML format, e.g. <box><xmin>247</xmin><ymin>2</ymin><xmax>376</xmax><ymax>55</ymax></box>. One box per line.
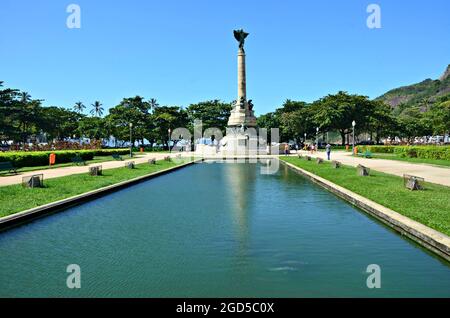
<box><xmin>0</xmin><ymin>162</ymin><xmax>449</xmax><ymax>297</ymax></box>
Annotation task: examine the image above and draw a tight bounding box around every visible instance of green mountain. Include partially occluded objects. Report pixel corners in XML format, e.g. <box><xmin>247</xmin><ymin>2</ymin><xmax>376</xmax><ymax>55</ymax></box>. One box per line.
<box><xmin>376</xmin><ymin>64</ymin><xmax>450</xmax><ymax>111</ymax></box>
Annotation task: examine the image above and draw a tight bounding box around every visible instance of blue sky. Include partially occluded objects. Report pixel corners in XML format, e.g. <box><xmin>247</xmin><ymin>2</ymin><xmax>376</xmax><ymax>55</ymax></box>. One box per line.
<box><xmin>1</xmin><ymin>0</ymin><xmax>449</xmax><ymax>115</ymax></box>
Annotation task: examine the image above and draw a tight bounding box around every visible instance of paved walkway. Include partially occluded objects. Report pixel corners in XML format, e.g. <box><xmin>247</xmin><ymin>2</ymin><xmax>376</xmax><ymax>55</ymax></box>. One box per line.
<box><xmin>2</xmin><ymin>150</ymin><xmax>449</xmax><ymax>188</ymax></box>
<box><xmin>296</xmin><ymin>150</ymin><xmax>450</xmax><ymax>187</ymax></box>
<box><xmin>0</xmin><ymin>153</ymin><xmax>176</xmax><ymax>187</ymax></box>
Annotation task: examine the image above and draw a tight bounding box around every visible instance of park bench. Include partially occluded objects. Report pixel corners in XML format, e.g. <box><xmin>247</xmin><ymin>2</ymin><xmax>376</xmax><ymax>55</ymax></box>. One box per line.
<box><xmin>0</xmin><ymin>161</ymin><xmax>18</xmax><ymax>175</ymax></box>
<box><xmin>112</xmin><ymin>153</ymin><xmax>123</xmax><ymax>161</ymax></box>
<box><xmin>71</xmin><ymin>155</ymin><xmax>86</xmax><ymax>166</ymax></box>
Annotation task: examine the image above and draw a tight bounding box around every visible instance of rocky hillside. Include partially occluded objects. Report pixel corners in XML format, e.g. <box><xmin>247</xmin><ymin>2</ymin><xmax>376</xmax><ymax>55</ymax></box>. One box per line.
<box><xmin>376</xmin><ymin>64</ymin><xmax>450</xmax><ymax>110</ymax></box>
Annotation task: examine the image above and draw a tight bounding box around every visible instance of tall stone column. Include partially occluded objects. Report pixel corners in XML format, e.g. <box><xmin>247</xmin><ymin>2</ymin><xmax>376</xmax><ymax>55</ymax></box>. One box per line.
<box><xmin>237</xmin><ymin>48</ymin><xmax>246</xmax><ymax>101</ymax></box>
<box><xmin>227</xmin><ymin>29</ymin><xmax>256</xmax><ymax>128</ymax></box>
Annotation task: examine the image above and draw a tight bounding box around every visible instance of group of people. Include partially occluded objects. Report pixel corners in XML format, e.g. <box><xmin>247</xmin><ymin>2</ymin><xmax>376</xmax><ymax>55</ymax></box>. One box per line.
<box><xmin>284</xmin><ymin>142</ymin><xmax>333</xmax><ymax>160</ymax></box>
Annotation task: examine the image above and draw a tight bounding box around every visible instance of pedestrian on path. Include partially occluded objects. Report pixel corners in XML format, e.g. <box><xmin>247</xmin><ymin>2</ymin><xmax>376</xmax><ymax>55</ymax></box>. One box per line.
<box><xmin>284</xmin><ymin>143</ymin><xmax>290</xmax><ymax>156</ymax></box>
<box><xmin>326</xmin><ymin>143</ymin><xmax>331</xmax><ymax>160</ymax></box>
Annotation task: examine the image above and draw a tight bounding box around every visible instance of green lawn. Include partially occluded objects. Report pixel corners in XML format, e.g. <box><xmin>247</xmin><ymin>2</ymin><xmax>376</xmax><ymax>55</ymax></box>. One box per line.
<box><xmin>281</xmin><ymin>156</ymin><xmax>450</xmax><ymax>236</ymax></box>
<box><xmin>370</xmin><ymin>153</ymin><xmax>450</xmax><ymax>168</ymax></box>
<box><xmin>0</xmin><ymin>158</ymin><xmax>192</xmax><ymax>218</ymax></box>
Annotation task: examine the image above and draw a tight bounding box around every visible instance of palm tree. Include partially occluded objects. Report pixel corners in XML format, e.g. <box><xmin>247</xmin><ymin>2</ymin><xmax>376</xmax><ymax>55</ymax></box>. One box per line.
<box><xmin>90</xmin><ymin>101</ymin><xmax>104</xmax><ymax>117</ymax></box>
<box><xmin>19</xmin><ymin>92</ymin><xmax>31</xmax><ymax>103</ymax></box>
<box><xmin>149</xmin><ymin>98</ymin><xmax>159</xmax><ymax>109</ymax></box>
<box><xmin>420</xmin><ymin>97</ymin><xmax>431</xmax><ymax>111</ymax></box>
<box><xmin>73</xmin><ymin>101</ymin><xmax>85</xmax><ymax>114</ymax></box>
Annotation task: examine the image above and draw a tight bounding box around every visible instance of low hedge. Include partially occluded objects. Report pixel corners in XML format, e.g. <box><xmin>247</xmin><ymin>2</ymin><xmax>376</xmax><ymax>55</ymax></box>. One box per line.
<box><xmin>365</xmin><ymin>146</ymin><xmax>396</xmax><ymax>153</ymax></box>
<box><xmin>393</xmin><ymin>146</ymin><xmax>450</xmax><ymax>160</ymax></box>
<box><xmin>366</xmin><ymin>145</ymin><xmax>450</xmax><ymax>160</ymax></box>
<box><xmin>0</xmin><ymin>149</ymin><xmax>129</xmax><ymax>168</ymax></box>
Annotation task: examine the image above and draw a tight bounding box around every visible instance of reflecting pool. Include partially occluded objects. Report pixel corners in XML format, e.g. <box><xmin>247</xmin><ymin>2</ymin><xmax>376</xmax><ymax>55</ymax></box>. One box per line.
<box><xmin>0</xmin><ymin>162</ymin><xmax>449</xmax><ymax>297</ymax></box>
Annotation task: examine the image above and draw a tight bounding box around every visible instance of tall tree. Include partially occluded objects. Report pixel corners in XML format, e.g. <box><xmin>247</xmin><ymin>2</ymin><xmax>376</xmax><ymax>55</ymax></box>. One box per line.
<box><xmin>427</xmin><ymin>100</ymin><xmax>450</xmax><ymax>136</ymax></box>
<box><xmin>311</xmin><ymin>91</ymin><xmax>373</xmax><ymax>145</ymax></box>
<box><xmin>148</xmin><ymin>98</ymin><xmax>159</xmax><ymax>109</ymax></box>
<box><xmin>107</xmin><ymin>96</ymin><xmax>152</xmax><ymax>146</ymax></box>
<box><xmin>365</xmin><ymin>100</ymin><xmax>397</xmax><ymax>143</ymax></box>
<box><xmin>152</xmin><ymin>106</ymin><xmax>188</xmax><ymax>149</ymax></box>
<box><xmin>73</xmin><ymin>101</ymin><xmax>86</xmax><ymax>114</ymax></box>
<box><xmin>19</xmin><ymin>91</ymin><xmax>31</xmax><ymax>103</ymax></box>
<box><xmin>257</xmin><ymin>112</ymin><xmax>280</xmax><ymax>140</ymax></box>
<box><xmin>77</xmin><ymin>116</ymin><xmax>107</xmax><ymax>140</ymax></box>
<box><xmin>397</xmin><ymin>107</ymin><xmax>431</xmax><ymax>142</ymax></box>
<box><xmin>186</xmin><ymin>100</ymin><xmax>232</xmax><ymax>133</ymax></box>
<box><xmin>90</xmin><ymin>101</ymin><xmax>104</xmax><ymax>117</ymax></box>
<box><xmin>39</xmin><ymin>107</ymin><xmax>82</xmax><ymax>141</ymax></box>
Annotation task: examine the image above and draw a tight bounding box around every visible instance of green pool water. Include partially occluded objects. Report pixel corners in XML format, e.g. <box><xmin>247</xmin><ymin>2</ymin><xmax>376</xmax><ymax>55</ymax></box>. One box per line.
<box><xmin>0</xmin><ymin>162</ymin><xmax>449</xmax><ymax>297</ymax></box>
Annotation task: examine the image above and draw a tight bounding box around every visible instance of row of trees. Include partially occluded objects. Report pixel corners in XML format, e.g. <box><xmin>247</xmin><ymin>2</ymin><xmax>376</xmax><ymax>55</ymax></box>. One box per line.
<box><xmin>0</xmin><ymin>81</ymin><xmax>232</xmax><ymax>148</ymax></box>
<box><xmin>257</xmin><ymin>91</ymin><xmax>450</xmax><ymax>145</ymax></box>
<box><xmin>1</xmin><ymin>81</ymin><xmax>448</xmax><ymax>148</ymax></box>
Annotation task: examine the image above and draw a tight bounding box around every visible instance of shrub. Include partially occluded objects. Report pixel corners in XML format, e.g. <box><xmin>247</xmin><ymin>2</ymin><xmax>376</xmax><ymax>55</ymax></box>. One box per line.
<box><xmin>92</xmin><ymin>149</ymin><xmax>129</xmax><ymax>157</ymax></box>
<box><xmin>0</xmin><ymin>149</ymin><xmax>129</xmax><ymax>168</ymax></box>
<box><xmin>367</xmin><ymin>145</ymin><xmax>450</xmax><ymax>160</ymax></box>
<box><xmin>393</xmin><ymin>146</ymin><xmax>450</xmax><ymax>160</ymax></box>
<box><xmin>366</xmin><ymin>146</ymin><xmax>396</xmax><ymax>153</ymax></box>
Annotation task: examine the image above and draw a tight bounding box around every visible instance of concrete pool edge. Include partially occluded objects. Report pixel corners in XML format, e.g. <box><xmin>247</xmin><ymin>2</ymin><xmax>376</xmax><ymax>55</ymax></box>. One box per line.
<box><xmin>281</xmin><ymin>160</ymin><xmax>450</xmax><ymax>262</ymax></box>
<box><xmin>0</xmin><ymin>158</ymin><xmax>202</xmax><ymax>231</ymax></box>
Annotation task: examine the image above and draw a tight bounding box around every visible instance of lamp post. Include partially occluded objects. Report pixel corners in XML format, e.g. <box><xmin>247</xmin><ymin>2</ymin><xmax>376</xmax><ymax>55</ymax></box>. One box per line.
<box><xmin>168</xmin><ymin>128</ymin><xmax>171</xmax><ymax>153</ymax></box>
<box><xmin>352</xmin><ymin>120</ymin><xmax>356</xmax><ymax>155</ymax></box>
<box><xmin>129</xmin><ymin>122</ymin><xmax>133</xmax><ymax>158</ymax></box>
<box><xmin>316</xmin><ymin>127</ymin><xmax>319</xmax><ymax>149</ymax></box>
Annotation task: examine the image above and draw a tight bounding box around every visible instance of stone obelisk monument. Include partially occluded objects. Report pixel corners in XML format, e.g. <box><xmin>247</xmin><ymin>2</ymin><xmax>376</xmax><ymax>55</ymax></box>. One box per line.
<box><xmin>227</xmin><ymin>29</ymin><xmax>257</xmax><ymax>128</ymax></box>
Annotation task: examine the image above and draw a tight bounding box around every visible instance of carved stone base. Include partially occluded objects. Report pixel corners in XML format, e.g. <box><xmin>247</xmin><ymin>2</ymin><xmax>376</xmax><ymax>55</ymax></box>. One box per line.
<box><xmin>227</xmin><ymin>106</ymin><xmax>257</xmax><ymax>128</ymax></box>
<box><xmin>220</xmin><ymin>130</ymin><xmax>267</xmax><ymax>156</ymax></box>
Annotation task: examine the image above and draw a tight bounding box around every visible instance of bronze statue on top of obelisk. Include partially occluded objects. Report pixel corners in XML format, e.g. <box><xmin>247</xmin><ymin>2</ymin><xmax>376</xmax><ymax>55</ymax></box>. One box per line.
<box><xmin>233</xmin><ymin>29</ymin><xmax>249</xmax><ymax>51</ymax></box>
<box><xmin>227</xmin><ymin>29</ymin><xmax>257</xmax><ymax>128</ymax></box>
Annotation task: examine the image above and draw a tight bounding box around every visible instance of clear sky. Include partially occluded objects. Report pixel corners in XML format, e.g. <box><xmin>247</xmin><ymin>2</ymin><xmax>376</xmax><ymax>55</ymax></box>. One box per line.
<box><xmin>1</xmin><ymin>0</ymin><xmax>449</xmax><ymax>115</ymax></box>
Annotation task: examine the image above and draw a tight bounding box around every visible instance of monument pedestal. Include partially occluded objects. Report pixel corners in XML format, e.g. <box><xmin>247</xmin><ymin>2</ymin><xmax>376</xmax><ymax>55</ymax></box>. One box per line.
<box><xmin>220</xmin><ymin>128</ymin><xmax>267</xmax><ymax>156</ymax></box>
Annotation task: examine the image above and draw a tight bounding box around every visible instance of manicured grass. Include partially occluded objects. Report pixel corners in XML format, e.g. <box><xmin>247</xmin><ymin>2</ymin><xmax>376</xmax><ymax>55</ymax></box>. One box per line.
<box><xmin>371</xmin><ymin>153</ymin><xmax>450</xmax><ymax>168</ymax></box>
<box><xmin>281</xmin><ymin>156</ymin><xmax>450</xmax><ymax>236</ymax></box>
<box><xmin>0</xmin><ymin>158</ymin><xmax>192</xmax><ymax>218</ymax></box>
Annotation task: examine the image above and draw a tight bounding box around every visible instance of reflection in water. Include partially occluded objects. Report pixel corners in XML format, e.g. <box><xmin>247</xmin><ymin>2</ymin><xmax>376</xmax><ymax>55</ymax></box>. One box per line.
<box><xmin>223</xmin><ymin>161</ymin><xmax>257</xmax><ymax>258</ymax></box>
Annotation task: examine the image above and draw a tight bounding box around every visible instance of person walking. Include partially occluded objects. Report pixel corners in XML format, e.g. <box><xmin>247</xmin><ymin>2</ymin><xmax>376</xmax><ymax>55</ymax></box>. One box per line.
<box><xmin>326</xmin><ymin>143</ymin><xmax>331</xmax><ymax>160</ymax></box>
<box><xmin>284</xmin><ymin>143</ymin><xmax>290</xmax><ymax>156</ymax></box>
